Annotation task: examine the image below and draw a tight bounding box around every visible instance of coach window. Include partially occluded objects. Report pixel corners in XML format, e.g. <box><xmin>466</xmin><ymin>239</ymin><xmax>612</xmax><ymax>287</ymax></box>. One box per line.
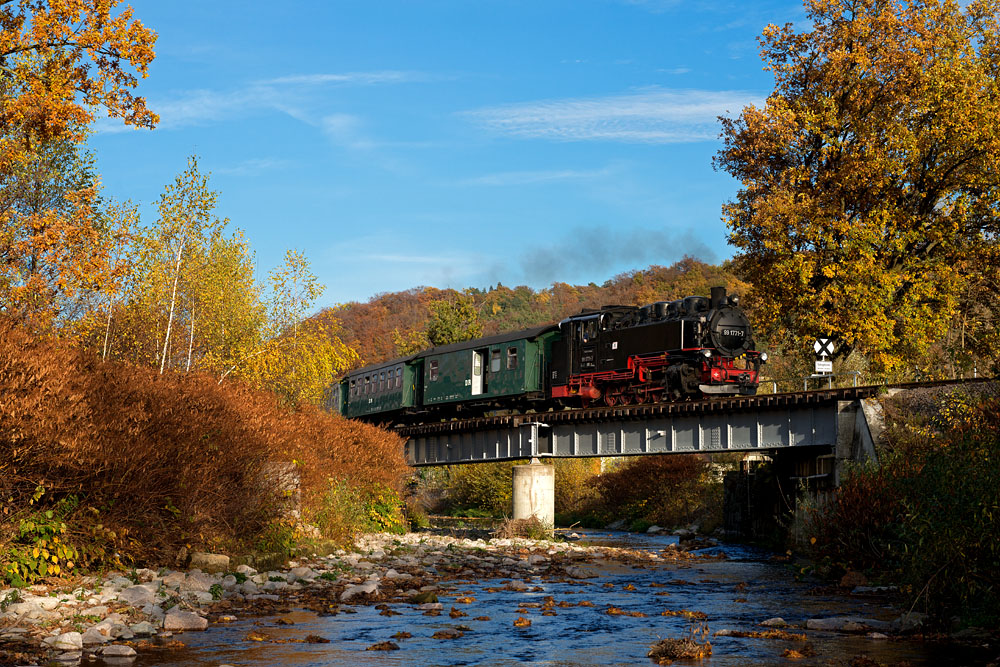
<box><xmin>396</xmin><ymin>365</ymin><xmax>403</xmax><ymax>388</ymax></box>
<box><xmin>507</xmin><ymin>347</ymin><xmax>518</xmax><ymax>370</ymax></box>
<box><xmin>364</xmin><ymin>376</ymin><xmax>370</xmax><ymax>394</ymax></box>
<box><xmin>490</xmin><ymin>350</ymin><xmax>501</xmax><ymax>373</ymax></box>
<box><xmin>429</xmin><ymin>360</ymin><xmax>439</xmax><ymax>381</ymax></box>
<box><xmin>350</xmin><ymin>379</ymin><xmax>356</xmax><ymax>397</ymax></box>
<box><xmin>377</xmin><ymin>371</ymin><xmax>384</xmax><ymax>392</ymax></box>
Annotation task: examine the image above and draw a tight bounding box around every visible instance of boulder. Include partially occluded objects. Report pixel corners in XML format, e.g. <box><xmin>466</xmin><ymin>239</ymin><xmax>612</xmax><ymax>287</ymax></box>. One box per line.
<box><xmin>761</xmin><ymin>617</ymin><xmax>787</xmax><ymax>628</ymax></box>
<box><xmin>51</xmin><ymin>631</ymin><xmax>83</xmax><ymax>651</ymax></box>
<box><xmin>101</xmin><ymin>644</ymin><xmax>138</xmax><ymax>657</ymax></box>
<box><xmin>130</xmin><ymin>621</ymin><xmax>157</xmax><ymax>636</ymax></box>
<box><xmin>188</xmin><ymin>552</ymin><xmax>230</xmax><ymax>574</ymax></box>
<box><xmin>341</xmin><ymin>582</ymin><xmax>378</xmax><ymax>601</ymax></box>
<box><xmin>117</xmin><ymin>585</ymin><xmax>155</xmax><ymax>607</ymax></box>
<box><xmin>81</xmin><ymin>628</ymin><xmax>109</xmax><ymax>645</ymax></box>
<box><xmin>163</xmin><ymin>611</ymin><xmax>208</xmax><ymax>632</ymax></box>
<box><xmin>180</xmin><ymin>571</ymin><xmax>215</xmax><ymax>593</ymax></box>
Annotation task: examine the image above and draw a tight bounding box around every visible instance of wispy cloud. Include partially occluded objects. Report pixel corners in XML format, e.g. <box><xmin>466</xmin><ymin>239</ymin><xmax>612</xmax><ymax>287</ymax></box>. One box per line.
<box><xmin>462</xmin><ymin>87</ymin><xmax>763</xmax><ymax>144</ymax></box>
<box><xmin>94</xmin><ymin>70</ymin><xmax>436</xmax><ymax>134</ymax></box>
<box><xmin>256</xmin><ymin>70</ymin><xmax>437</xmax><ymax>86</ymax></box>
<box><xmin>214</xmin><ymin>157</ymin><xmax>293</xmax><ymax>175</ymax></box>
<box><xmin>458</xmin><ymin>165</ymin><xmax>619</xmax><ymax>187</ymax></box>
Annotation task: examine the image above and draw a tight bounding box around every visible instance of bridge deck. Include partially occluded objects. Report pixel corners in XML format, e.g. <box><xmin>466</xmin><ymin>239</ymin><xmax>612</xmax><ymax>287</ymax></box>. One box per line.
<box><xmin>399</xmin><ymin>386</ymin><xmax>883</xmax><ymax>466</ymax></box>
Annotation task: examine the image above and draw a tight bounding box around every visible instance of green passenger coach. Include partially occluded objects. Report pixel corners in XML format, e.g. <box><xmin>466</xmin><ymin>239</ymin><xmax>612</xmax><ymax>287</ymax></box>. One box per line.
<box><xmin>420</xmin><ymin>326</ymin><xmax>557</xmax><ymax>408</ymax></box>
<box><xmin>342</xmin><ymin>354</ymin><xmax>421</xmax><ymax>420</ymax></box>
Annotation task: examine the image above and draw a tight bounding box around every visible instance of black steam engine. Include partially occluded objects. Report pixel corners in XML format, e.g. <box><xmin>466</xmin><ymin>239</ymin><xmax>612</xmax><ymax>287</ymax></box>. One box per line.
<box><xmin>549</xmin><ymin>286</ymin><xmax>765</xmax><ymax>406</ymax></box>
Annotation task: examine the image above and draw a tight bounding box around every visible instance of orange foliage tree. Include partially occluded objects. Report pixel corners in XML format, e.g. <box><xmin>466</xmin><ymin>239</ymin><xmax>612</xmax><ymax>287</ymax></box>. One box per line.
<box><xmin>0</xmin><ymin>0</ymin><xmax>156</xmax><ymax>329</ymax></box>
<box><xmin>715</xmin><ymin>0</ymin><xmax>1000</xmax><ymax>373</ymax></box>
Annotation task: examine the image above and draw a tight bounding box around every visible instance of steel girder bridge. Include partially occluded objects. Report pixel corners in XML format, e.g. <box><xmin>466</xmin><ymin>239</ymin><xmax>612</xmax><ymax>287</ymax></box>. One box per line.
<box><xmin>398</xmin><ymin>386</ymin><xmax>888</xmax><ymax>478</ymax></box>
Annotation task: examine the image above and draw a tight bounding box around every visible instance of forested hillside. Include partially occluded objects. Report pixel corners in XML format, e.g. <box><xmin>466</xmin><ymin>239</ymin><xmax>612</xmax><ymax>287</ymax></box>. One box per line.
<box><xmin>320</xmin><ymin>257</ymin><xmax>747</xmax><ymax>369</ymax></box>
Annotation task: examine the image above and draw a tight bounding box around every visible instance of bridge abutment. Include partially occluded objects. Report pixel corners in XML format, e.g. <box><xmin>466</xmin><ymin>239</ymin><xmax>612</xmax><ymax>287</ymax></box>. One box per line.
<box><xmin>511</xmin><ymin>460</ymin><xmax>555</xmax><ymax>532</ymax></box>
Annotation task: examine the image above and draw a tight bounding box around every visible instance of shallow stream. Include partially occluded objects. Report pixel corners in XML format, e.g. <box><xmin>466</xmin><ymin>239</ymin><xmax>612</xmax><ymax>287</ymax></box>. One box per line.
<box><xmin>128</xmin><ymin>531</ymin><xmax>989</xmax><ymax>666</ymax></box>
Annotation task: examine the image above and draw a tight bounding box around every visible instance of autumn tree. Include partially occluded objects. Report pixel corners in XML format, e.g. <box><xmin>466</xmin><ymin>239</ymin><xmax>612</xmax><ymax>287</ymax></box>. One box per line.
<box><xmin>244</xmin><ymin>250</ymin><xmax>356</xmax><ymax>406</ymax></box>
<box><xmin>426</xmin><ymin>292</ymin><xmax>483</xmax><ymax>346</ymax></box>
<box><xmin>142</xmin><ymin>157</ymin><xmax>228</xmax><ymax>373</ymax></box>
<box><xmin>0</xmin><ymin>1</ymin><xmax>156</xmax><ymax>329</ymax></box>
<box><xmin>715</xmin><ymin>0</ymin><xmax>1000</xmax><ymax>373</ymax></box>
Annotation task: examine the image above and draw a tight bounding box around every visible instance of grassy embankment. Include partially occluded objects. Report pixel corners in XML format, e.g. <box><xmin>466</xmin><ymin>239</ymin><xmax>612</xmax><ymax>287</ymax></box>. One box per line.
<box><xmin>0</xmin><ymin>318</ymin><xmax>410</xmax><ymax>588</ymax></box>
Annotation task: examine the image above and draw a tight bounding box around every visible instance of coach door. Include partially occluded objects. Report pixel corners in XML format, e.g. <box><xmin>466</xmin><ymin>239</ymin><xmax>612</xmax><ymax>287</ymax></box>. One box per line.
<box><xmin>471</xmin><ymin>349</ymin><xmax>486</xmax><ymax>395</ymax></box>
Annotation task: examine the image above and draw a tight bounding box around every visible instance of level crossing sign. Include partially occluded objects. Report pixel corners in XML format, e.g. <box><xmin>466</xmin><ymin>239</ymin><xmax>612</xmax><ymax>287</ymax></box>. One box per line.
<box><xmin>813</xmin><ymin>338</ymin><xmax>835</xmax><ymax>359</ymax></box>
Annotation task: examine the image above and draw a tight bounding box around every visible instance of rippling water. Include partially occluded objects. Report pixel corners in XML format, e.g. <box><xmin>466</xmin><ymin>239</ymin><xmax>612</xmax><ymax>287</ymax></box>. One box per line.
<box><xmin>128</xmin><ymin>531</ymin><xmax>987</xmax><ymax>666</ymax></box>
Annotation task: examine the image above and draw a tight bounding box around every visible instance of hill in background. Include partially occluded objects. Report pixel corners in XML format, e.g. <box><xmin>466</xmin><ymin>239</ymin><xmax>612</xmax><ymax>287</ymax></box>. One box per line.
<box><xmin>319</xmin><ymin>257</ymin><xmax>746</xmax><ymax>370</ymax></box>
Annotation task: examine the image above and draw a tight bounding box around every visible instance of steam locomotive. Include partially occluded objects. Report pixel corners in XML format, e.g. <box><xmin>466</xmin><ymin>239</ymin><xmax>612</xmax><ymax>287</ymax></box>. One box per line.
<box><xmin>330</xmin><ymin>286</ymin><xmax>766</xmax><ymax>423</ymax></box>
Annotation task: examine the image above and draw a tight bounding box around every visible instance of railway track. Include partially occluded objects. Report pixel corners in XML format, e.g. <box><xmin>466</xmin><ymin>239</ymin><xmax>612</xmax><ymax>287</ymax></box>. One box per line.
<box><xmin>395</xmin><ymin>377</ymin><xmax>995</xmax><ymax>437</ymax></box>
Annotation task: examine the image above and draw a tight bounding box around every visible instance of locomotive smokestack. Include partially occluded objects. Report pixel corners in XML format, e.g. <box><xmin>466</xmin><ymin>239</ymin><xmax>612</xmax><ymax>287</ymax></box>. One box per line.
<box><xmin>710</xmin><ymin>286</ymin><xmax>726</xmax><ymax>309</ymax></box>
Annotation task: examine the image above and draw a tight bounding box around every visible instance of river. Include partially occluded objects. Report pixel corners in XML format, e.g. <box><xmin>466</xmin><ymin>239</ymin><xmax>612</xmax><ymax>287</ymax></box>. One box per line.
<box><xmin>127</xmin><ymin>530</ymin><xmax>990</xmax><ymax>666</ymax></box>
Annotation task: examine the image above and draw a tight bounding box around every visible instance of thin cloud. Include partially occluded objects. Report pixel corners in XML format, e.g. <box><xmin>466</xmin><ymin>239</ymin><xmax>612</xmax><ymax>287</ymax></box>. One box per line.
<box><xmin>459</xmin><ymin>165</ymin><xmax>618</xmax><ymax>187</ymax></box>
<box><xmin>94</xmin><ymin>70</ymin><xmax>438</xmax><ymax>133</ymax></box>
<box><xmin>257</xmin><ymin>70</ymin><xmax>436</xmax><ymax>86</ymax></box>
<box><xmin>462</xmin><ymin>88</ymin><xmax>763</xmax><ymax>144</ymax></box>
<box><xmin>215</xmin><ymin>157</ymin><xmax>292</xmax><ymax>175</ymax></box>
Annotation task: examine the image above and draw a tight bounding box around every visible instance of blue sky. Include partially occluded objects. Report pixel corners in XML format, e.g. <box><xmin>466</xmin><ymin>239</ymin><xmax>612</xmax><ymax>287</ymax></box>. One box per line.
<box><xmin>91</xmin><ymin>0</ymin><xmax>805</xmax><ymax>307</ymax></box>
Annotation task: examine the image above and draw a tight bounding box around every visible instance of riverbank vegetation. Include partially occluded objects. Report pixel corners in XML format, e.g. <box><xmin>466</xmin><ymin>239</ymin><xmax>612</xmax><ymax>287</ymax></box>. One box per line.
<box><xmin>412</xmin><ymin>454</ymin><xmax>726</xmax><ymax>534</ymax></box>
<box><xmin>0</xmin><ymin>317</ymin><xmax>410</xmax><ymax>587</ymax></box>
<box><xmin>810</xmin><ymin>384</ymin><xmax>1000</xmax><ymax>626</ymax></box>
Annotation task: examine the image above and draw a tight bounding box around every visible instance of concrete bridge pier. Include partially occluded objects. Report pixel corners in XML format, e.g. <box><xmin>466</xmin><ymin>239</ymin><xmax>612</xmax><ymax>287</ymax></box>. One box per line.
<box><xmin>511</xmin><ymin>459</ymin><xmax>554</xmax><ymax>531</ymax></box>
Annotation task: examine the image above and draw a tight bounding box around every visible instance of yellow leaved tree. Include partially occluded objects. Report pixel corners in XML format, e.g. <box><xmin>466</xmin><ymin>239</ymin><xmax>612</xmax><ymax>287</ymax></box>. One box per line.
<box><xmin>715</xmin><ymin>0</ymin><xmax>1000</xmax><ymax>374</ymax></box>
<box><xmin>245</xmin><ymin>249</ymin><xmax>357</xmax><ymax>406</ymax></box>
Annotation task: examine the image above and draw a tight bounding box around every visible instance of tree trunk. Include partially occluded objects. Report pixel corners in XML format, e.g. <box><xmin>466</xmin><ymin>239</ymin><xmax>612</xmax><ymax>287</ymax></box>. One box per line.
<box><xmin>160</xmin><ymin>237</ymin><xmax>186</xmax><ymax>375</ymax></box>
<box><xmin>102</xmin><ymin>301</ymin><xmax>113</xmax><ymax>360</ymax></box>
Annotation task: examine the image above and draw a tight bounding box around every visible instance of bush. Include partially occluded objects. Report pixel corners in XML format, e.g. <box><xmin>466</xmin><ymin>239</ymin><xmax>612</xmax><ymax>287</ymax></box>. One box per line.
<box><xmin>442</xmin><ymin>462</ymin><xmax>514</xmax><ymax>517</ymax></box>
<box><xmin>0</xmin><ymin>317</ymin><xmax>409</xmax><ymax>583</ymax></box>
<box><xmin>590</xmin><ymin>455</ymin><xmax>712</xmax><ymax>529</ymax></box>
<box><xmin>811</xmin><ymin>385</ymin><xmax>1000</xmax><ymax>624</ymax></box>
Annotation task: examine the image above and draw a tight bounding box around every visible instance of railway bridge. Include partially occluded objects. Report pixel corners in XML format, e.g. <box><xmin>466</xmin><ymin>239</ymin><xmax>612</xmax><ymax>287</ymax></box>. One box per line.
<box><xmin>397</xmin><ymin>384</ymin><xmax>899</xmax><ymax>538</ymax></box>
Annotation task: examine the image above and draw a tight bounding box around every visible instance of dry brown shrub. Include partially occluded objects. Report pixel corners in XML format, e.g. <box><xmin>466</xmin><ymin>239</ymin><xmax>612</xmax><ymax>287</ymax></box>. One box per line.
<box><xmin>493</xmin><ymin>516</ymin><xmax>550</xmax><ymax>540</ymax></box>
<box><xmin>0</xmin><ymin>317</ymin><xmax>408</xmax><ymax>567</ymax></box>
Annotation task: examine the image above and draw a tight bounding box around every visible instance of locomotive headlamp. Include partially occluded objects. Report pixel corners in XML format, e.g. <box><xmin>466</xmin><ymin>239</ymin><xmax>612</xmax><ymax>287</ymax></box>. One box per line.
<box><xmin>701</xmin><ymin>349</ymin><xmax>712</xmax><ymax>358</ymax></box>
<box><xmin>760</xmin><ymin>352</ymin><xmax>769</xmax><ymax>363</ymax></box>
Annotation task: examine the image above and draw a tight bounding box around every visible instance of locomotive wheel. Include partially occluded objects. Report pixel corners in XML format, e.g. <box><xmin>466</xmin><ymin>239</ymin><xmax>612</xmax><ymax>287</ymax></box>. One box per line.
<box><xmin>603</xmin><ymin>393</ymin><xmax>618</xmax><ymax>407</ymax></box>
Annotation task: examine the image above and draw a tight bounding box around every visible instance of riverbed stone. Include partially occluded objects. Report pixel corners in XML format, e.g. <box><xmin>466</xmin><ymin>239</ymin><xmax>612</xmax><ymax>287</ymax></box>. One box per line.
<box><xmin>761</xmin><ymin>617</ymin><xmax>787</xmax><ymax>627</ymax></box>
<box><xmin>188</xmin><ymin>552</ymin><xmax>230</xmax><ymax>574</ymax></box>
<box><xmin>163</xmin><ymin>610</ymin><xmax>208</xmax><ymax>631</ymax></box>
<box><xmin>51</xmin><ymin>631</ymin><xmax>83</xmax><ymax>650</ymax></box>
<box><xmin>82</xmin><ymin>628</ymin><xmax>109</xmax><ymax>645</ymax></box>
<box><xmin>117</xmin><ymin>585</ymin><xmax>155</xmax><ymax>607</ymax></box>
<box><xmin>101</xmin><ymin>644</ymin><xmax>138</xmax><ymax>657</ymax></box>
<box><xmin>341</xmin><ymin>581</ymin><xmax>378</xmax><ymax>601</ymax></box>
<box><xmin>180</xmin><ymin>571</ymin><xmax>216</xmax><ymax>592</ymax></box>
<box><xmin>130</xmin><ymin>621</ymin><xmax>157</xmax><ymax>636</ymax></box>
